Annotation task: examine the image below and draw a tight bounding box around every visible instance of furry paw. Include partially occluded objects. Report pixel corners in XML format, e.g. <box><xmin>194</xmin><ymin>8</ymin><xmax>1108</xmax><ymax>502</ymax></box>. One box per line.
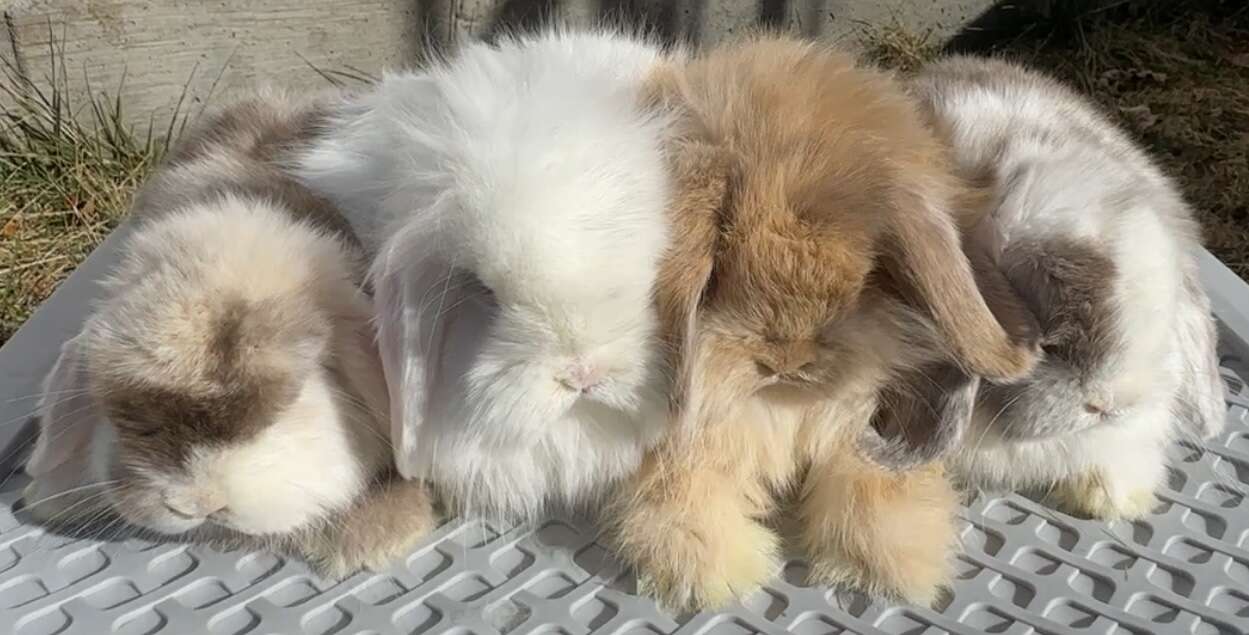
<box><xmin>301</xmin><ymin>479</ymin><xmax>438</xmax><ymax>580</ymax></box>
<box><xmin>305</xmin><ymin>514</ymin><xmax>435</xmax><ymax>580</ymax></box>
<box><xmin>1051</xmin><ymin>470</ymin><xmax>1158</xmax><ymax>521</ymax></box>
<box><xmin>802</xmin><ymin>463</ymin><xmax>957</xmax><ymax>606</ymax></box>
<box><xmin>807</xmin><ymin>546</ymin><xmax>948</xmax><ymax>607</ymax></box>
<box><xmin>303</xmin><ymin>525</ymin><xmax>428</xmax><ymax>580</ymax></box>
<box><xmin>633</xmin><ymin>514</ymin><xmax>780</xmax><ymax>612</ymax></box>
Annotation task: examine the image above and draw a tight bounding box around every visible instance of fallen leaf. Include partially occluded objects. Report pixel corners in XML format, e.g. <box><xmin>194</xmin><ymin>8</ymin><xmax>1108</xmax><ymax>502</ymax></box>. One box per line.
<box><xmin>1</xmin><ymin>217</ymin><xmax>20</xmax><ymax>239</ymax></box>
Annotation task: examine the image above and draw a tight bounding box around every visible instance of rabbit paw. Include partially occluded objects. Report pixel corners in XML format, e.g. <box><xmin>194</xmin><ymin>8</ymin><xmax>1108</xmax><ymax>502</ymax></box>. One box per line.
<box><xmin>302</xmin><ymin>479</ymin><xmax>438</xmax><ymax>580</ymax></box>
<box><xmin>807</xmin><ymin>546</ymin><xmax>949</xmax><ymax>607</ymax></box>
<box><xmin>1052</xmin><ymin>469</ymin><xmax>1157</xmax><ymax>521</ymax></box>
<box><xmin>801</xmin><ymin>462</ymin><xmax>956</xmax><ymax>606</ymax></box>
<box><xmin>804</xmin><ymin>507</ymin><xmax>954</xmax><ymax>604</ymax></box>
<box><xmin>304</xmin><ymin>514</ymin><xmax>434</xmax><ymax>581</ymax></box>
<box><xmin>305</xmin><ymin>533</ymin><xmax>414</xmax><ymax>581</ymax></box>
<box><xmin>632</xmin><ymin>513</ymin><xmax>779</xmax><ymax>612</ymax></box>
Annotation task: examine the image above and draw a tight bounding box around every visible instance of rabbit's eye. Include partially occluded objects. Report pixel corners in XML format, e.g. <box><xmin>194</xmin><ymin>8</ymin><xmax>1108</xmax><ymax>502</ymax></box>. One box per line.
<box><xmin>1041</xmin><ymin>343</ymin><xmax>1064</xmax><ymax>358</ymax></box>
<box><xmin>113</xmin><ymin>418</ymin><xmax>160</xmax><ymax>438</ymax></box>
<box><xmin>458</xmin><ymin>271</ymin><xmax>497</xmax><ymax>309</ymax></box>
<box><xmin>129</xmin><ymin>425</ymin><xmax>160</xmax><ymax>438</ymax></box>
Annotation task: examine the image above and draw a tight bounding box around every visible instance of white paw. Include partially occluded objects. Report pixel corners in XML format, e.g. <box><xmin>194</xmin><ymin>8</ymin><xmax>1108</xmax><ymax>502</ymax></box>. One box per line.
<box><xmin>1052</xmin><ymin>470</ymin><xmax>1158</xmax><ymax>521</ymax></box>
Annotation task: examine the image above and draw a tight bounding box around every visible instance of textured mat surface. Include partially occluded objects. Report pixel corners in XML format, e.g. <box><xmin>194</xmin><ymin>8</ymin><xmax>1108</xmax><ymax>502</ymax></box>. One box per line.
<box><xmin>0</xmin><ymin>362</ymin><xmax>1246</xmax><ymax>635</ymax></box>
<box><xmin>1</xmin><ymin>240</ymin><xmax>1247</xmax><ymax>635</ymax></box>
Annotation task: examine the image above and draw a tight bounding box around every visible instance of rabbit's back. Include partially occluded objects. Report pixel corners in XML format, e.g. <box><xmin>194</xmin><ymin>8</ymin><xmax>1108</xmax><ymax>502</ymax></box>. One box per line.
<box><xmin>133</xmin><ymin>90</ymin><xmax>359</xmax><ymax>251</ymax></box>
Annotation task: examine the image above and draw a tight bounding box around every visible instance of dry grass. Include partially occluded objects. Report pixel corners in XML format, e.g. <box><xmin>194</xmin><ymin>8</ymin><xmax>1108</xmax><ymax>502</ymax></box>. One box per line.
<box><xmin>0</xmin><ymin>55</ymin><xmax>183</xmax><ymax>344</ymax></box>
<box><xmin>864</xmin><ymin>0</ymin><xmax>1249</xmax><ymax>277</ymax></box>
<box><xmin>860</xmin><ymin>22</ymin><xmax>943</xmax><ymax>73</ymax></box>
<box><xmin>995</xmin><ymin>1</ymin><xmax>1249</xmax><ymax>277</ymax></box>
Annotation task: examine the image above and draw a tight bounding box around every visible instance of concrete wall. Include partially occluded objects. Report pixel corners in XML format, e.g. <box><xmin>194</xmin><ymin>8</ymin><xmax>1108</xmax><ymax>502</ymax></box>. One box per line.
<box><xmin>1</xmin><ymin>0</ymin><xmax>996</xmax><ymax>131</ymax></box>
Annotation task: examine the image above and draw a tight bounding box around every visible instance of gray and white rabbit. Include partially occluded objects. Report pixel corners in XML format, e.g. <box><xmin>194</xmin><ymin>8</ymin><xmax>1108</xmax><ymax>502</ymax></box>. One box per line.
<box><xmin>910</xmin><ymin>56</ymin><xmax>1226</xmax><ymax>519</ymax></box>
<box><xmin>22</xmin><ymin>91</ymin><xmax>436</xmax><ymax>577</ymax></box>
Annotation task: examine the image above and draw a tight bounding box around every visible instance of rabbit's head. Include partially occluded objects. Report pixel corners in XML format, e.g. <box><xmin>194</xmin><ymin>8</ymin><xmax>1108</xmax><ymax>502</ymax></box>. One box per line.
<box><xmin>337</xmin><ymin>32</ymin><xmax>676</xmax><ymax>475</ymax></box>
<box><xmin>25</xmin><ymin>198</ymin><xmax>390</xmax><ymax>537</ymax></box>
<box><xmin>650</xmin><ymin>37</ymin><xmax>1037</xmax><ymax>465</ymax></box>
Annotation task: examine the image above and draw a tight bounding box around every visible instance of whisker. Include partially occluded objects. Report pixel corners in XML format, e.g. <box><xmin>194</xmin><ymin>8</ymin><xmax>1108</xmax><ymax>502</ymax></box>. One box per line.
<box><xmin>22</xmin><ymin>480</ymin><xmax>121</xmax><ymax>509</ymax></box>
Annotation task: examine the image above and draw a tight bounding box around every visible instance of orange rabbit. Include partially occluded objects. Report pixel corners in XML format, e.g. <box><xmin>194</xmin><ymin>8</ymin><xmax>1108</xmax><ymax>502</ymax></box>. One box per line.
<box><xmin>607</xmin><ymin>35</ymin><xmax>1039</xmax><ymax>611</ymax></box>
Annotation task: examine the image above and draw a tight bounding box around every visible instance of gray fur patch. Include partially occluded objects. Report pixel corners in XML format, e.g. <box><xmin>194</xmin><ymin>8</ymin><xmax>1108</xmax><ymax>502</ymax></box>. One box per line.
<box><xmin>859</xmin><ymin>361</ymin><xmax>977</xmax><ymax>470</ymax></box>
<box><xmin>131</xmin><ymin>94</ymin><xmax>362</xmax><ymax>254</ymax></box>
<box><xmin>1000</xmin><ymin>237</ymin><xmax>1118</xmax><ymax>377</ymax></box>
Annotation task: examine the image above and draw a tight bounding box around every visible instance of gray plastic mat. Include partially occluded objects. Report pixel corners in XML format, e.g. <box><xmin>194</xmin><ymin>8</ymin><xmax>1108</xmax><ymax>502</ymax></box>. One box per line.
<box><xmin>1</xmin><ymin>240</ymin><xmax>1248</xmax><ymax>635</ymax></box>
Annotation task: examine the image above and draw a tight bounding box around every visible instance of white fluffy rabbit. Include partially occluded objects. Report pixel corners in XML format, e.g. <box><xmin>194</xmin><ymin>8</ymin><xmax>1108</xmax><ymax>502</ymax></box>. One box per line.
<box><xmin>295</xmin><ymin>30</ymin><xmax>675</xmax><ymax>520</ymax></box>
<box><xmin>910</xmin><ymin>56</ymin><xmax>1226</xmax><ymax>519</ymax></box>
<box><xmin>23</xmin><ymin>92</ymin><xmax>436</xmax><ymax>577</ymax></box>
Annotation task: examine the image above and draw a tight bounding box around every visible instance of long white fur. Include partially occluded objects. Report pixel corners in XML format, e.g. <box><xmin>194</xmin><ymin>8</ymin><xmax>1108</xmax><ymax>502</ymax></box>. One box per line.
<box><xmin>295</xmin><ymin>29</ymin><xmax>675</xmax><ymax>520</ymax></box>
<box><xmin>911</xmin><ymin>57</ymin><xmax>1226</xmax><ymax>507</ymax></box>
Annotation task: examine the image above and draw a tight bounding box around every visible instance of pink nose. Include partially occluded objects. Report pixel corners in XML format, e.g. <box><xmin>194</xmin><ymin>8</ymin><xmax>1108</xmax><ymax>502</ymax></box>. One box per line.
<box><xmin>559</xmin><ymin>362</ymin><xmax>604</xmax><ymax>393</ymax></box>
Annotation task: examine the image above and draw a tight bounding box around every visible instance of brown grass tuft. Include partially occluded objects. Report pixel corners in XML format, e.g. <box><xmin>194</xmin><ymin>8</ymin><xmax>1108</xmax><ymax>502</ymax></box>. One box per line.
<box><xmin>0</xmin><ymin>48</ymin><xmax>184</xmax><ymax>344</ymax></box>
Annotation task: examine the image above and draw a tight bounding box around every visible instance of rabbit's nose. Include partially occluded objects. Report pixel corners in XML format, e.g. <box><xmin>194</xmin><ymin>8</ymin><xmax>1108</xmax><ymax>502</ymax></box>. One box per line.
<box><xmin>558</xmin><ymin>362</ymin><xmax>604</xmax><ymax>393</ymax></box>
<box><xmin>163</xmin><ymin>492</ymin><xmax>226</xmax><ymax>520</ymax></box>
<box><xmin>1083</xmin><ymin>399</ymin><xmax>1120</xmax><ymax>417</ymax></box>
<box><xmin>757</xmin><ymin>345</ymin><xmax>817</xmax><ymax>378</ymax></box>
<box><xmin>163</xmin><ymin>499</ymin><xmax>205</xmax><ymax>520</ymax></box>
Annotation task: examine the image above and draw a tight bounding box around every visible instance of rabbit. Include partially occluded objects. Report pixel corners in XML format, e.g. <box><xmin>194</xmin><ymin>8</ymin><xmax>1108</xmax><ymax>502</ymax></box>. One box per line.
<box><xmin>21</xmin><ymin>91</ymin><xmax>437</xmax><ymax>579</ymax></box>
<box><xmin>908</xmin><ymin>56</ymin><xmax>1227</xmax><ymax>521</ymax></box>
<box><xmin>605</xmin><ymin>36</ymin><xmax>1042</xmax><ymax>612</ymax></box>
<box><xmin>293</xmin><ymin>29</ymin><xmax>676</xmax><ymax>521</ymax></box>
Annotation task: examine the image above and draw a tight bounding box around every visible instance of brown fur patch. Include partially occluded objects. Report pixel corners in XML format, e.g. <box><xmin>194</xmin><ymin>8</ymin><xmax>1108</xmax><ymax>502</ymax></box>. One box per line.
<box><xmin>967</xmin><ymin>242</ymin><xmax>1043</xmax><ymax>351</ymax></box>
<box><xmin>863</xmin><ymin>362</ymin><xmax>978</xmax><ymax>471</ymax></box>
<box><xmin>1000</xmin><ymin>238</ymin><xmax>1119</xmax><ymax>375</ymax></box>
<box><xmin>92</xmin><ymin>290</ymin><xmax>331</xmax><ymax>472</ymax></box>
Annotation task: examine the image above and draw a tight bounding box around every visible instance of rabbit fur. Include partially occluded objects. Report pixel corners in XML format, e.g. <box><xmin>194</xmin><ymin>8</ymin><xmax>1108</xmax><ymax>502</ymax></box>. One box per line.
<box><xmin>910</xmin><ymin>56</ymin><xmax>1227</xmax><ymax>520</ymax></box>
<box><xmin>607</xmin><ymin>36</ymin><xmax>1041</xmax><ymax>611</ymax></box>
<box><xmin>23</xmin><ymin>91</ymin><xmax>436</xmax><ymax>578</ymax></box>
<box><xmin>295</xmin><ymin>29</ymin><xmax>676</xmax><ymax>521</ymax></box>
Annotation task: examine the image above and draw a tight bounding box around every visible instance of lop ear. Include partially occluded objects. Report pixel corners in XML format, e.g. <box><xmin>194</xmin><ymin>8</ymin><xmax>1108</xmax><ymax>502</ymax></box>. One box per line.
<box><xmin>858</xmin><ymin>361</ymin><xmax>978</xmax><ymax>470</ymax></box>
<box><xmin>1173</xmin><ymin>266</ymin><xmax>1227</xmax><ymax>440</ymax></box>
<box><xmin>371</xmin><ymin>243</ymin><xmax>489</xmax><ymax>478</ymax></box>
<box><xmin>965</xmin><ymin>235</ymin><xmax>1042</xmax><ymax>357</ymax></box>
<box><xmin>372</xmin><ymin>248</ymin><xmax>451</xmax><ymax>479</ymax></box>
<box><xmin>26</xmin><ymin>334</ymin><xmax>103</xmax><ymax>490</ymax></box>
<box><xmin>331</xmin><ymin>292</ymin><xmax>393</xmax><ymax>439</ymax></box>
<box><xmin>654</xmin><ymin>140</ymin><xmax>731</xmax><ymax>410</ymax></box>
<box><xmin>886</xmin><ymin>181</ymin><xmax>1039</xmax><ymax>382</ymax></box>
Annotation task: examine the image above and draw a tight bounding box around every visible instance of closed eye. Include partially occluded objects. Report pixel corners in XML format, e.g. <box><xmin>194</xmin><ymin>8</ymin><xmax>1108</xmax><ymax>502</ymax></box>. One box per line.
<box><xmin>115</xmin><ymin>420</ymin><xmax>160</xmax><ymax>438</ymax></box>
<box><xmin>455</xmin><ymin>270</ymin><xmax>497</xmax><ymax>311</ymax></box>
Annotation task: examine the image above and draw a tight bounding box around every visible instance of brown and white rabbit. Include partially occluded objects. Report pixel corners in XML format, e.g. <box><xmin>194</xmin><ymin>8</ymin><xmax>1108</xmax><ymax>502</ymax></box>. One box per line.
<box><xmin>910</xmin><ymin>56</ymin><xmax>1226</xmax><ymax>520</ymax></box>
<box><xmin>21</xmin><ymin>91</ymin><xmax>436</xmax><ymax>578</ymax></box>
<box><xmin>606</xmin><ymin>36</ymin><xmax>1040</xmax><ymax>611</ymax></box>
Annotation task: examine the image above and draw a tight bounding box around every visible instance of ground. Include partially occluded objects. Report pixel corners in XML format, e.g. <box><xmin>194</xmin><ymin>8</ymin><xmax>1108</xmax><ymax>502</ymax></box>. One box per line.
<box><xmin>1</xmin><ymin>1</ymin><xmax>1246</xmax><ymax>345</ymax></box>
